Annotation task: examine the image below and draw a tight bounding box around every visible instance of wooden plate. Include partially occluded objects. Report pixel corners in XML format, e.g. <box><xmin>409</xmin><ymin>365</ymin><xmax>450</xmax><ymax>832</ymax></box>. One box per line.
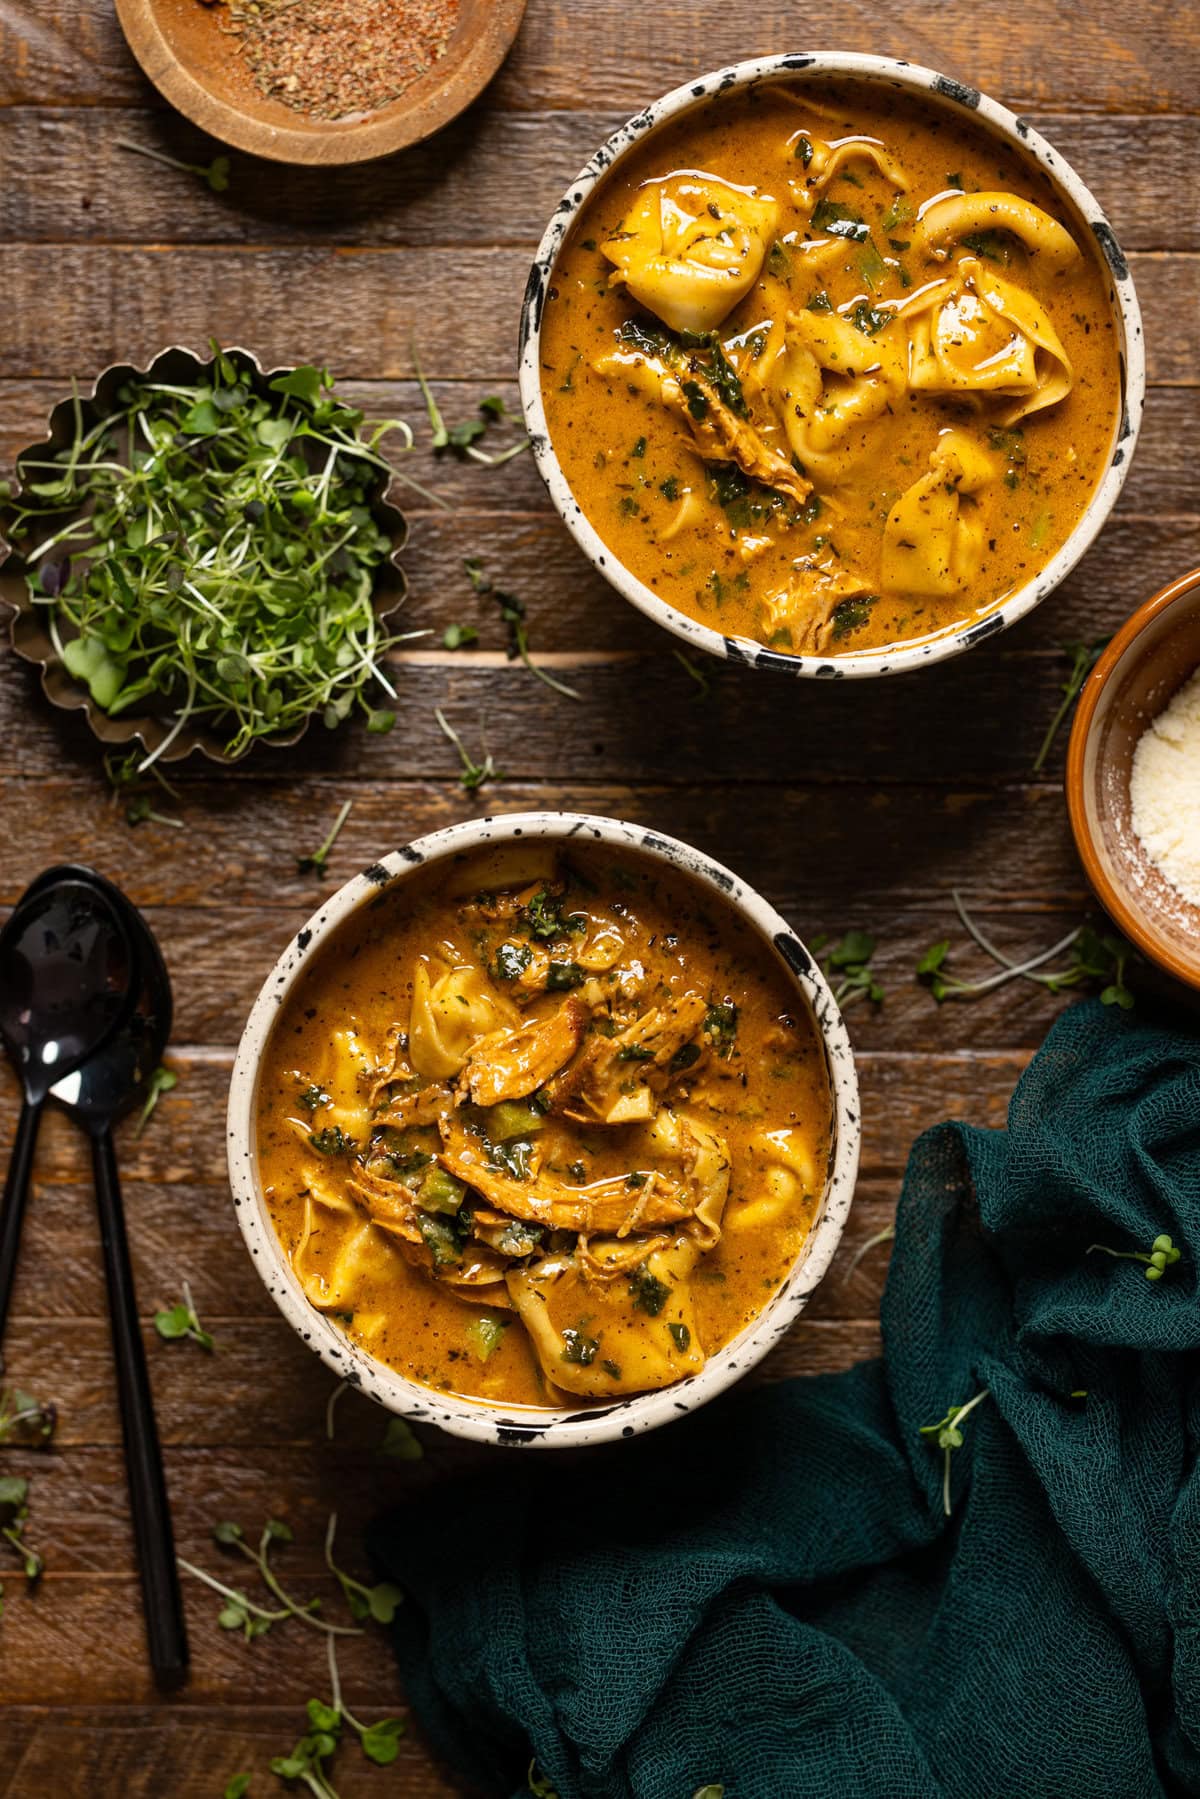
<box><xmin>113</xmin><ymin>0</ymin><xmax>526</xmax><ymax>166</ymax></box>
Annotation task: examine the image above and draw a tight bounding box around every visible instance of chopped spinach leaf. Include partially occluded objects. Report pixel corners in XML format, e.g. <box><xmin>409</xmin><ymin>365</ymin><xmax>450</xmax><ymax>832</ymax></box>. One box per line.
<box><xmin>629</xmin><ymin>1263</ymin><xmax>670</xmax><ymax>1317</ymax></box>
<box><xmin>308</xmin><ymin>1125</ymin><xmax>356</xmax><ymax>1157</ymax></box>
<box><xmin>493</xmin><ymin>940</ymin><xmax>533</xmax><ymax>981</ymax></box>
<box><xmin>668</xmin><ymin>1322</ymin><xmax>691</xmax><ymax>1352</ymax></box>
<box><xmin>562</xmin><ymin>1328</ymin><xmax>599</xmax><ymax>1366</ymax></box>
<box><xmin>811</xmin><ymin>200</ymin><xmax>869</xmax><ymax>241</ymax></box>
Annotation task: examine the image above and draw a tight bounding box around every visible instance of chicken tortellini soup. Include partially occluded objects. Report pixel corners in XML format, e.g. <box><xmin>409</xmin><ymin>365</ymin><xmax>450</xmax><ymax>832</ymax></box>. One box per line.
<box><xmin>539</xmin><ymin>81</ymin><xmax>1121</xmax><ymax>655</ymax></box>
<box><xmin>256</xmin><ymin>846</ymin><xmax>832</xmax><ymax>1408</ymax></box>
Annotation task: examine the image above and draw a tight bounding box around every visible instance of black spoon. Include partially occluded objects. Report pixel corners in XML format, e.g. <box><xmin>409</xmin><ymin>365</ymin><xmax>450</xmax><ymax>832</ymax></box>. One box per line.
<box><xmin>50</xmin><ymin>890</ymin><xmax>189</xmax><ymax>1686</ymax></box>
<box><xmin>0</xmin><ymin>871</ymin><xmax>140</xmax><ymax>1342</ymax></box>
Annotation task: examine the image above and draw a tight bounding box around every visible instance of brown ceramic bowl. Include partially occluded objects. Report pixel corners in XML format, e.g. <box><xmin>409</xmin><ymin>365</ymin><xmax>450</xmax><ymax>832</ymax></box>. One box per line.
<box><xmin>1067</xmin><ymin>567</ymin><xmax>1200</xmax><ymax>991</ymax></box>
<box><xmin>113</xmin><ymin>0</ymin><xmax>526</xmax><ymax>166</ymax></box>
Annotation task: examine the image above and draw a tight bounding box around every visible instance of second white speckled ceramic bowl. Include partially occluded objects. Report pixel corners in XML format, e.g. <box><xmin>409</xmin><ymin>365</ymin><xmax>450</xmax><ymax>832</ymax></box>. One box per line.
<box><xmin>518</xmin><ymin>52</ymin><xmax>1144</xmax><ymax>680</ymax></box>
<box><xmin>227</xmin><ymin>813</ymin><xmax>861</xmax><ymax>1448</ymax></box>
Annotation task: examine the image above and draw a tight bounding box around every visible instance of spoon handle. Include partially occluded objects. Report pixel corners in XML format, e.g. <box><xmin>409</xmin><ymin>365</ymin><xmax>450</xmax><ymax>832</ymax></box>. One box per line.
<box><xmin>92</xmin><ymin>1126</ymin><xmax>189</xmax><ymax>1685</ymax></box>
<box><xmin>0</xmin><ymin>1097</ymin><xmax>43</xmax><ymax>1344</ymax></box>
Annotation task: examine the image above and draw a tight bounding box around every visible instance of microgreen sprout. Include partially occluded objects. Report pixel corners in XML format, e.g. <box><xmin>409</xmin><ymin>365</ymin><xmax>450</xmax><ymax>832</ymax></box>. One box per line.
<box><xmin>435</xmin><ymin>707</ymin><xmax>503</xmax><ymax>793</ymax></box>
<box><xmin>0</xmin><ymin>1476</ymin><xmax>43</xmax><ymax>1611</ymax></box>
<box><xmin>180</xmin><ymin>1518</ymin><xmax>364</xmax><ymax>1640</ymax></box>
<box><xmin>223</xmin><ymin>1777</ymin><xmax>251</xmax><ymax>1799</ymax></box>
<box><xmin>693</xmin><ymin>1788</ymin><xmax>726</xmax><ymax>1798</ymax></box>
<box><xmin>842</xmin><ymin>1222</ymin><xmax>896</xmax><ymax>1282</ymax></box>
<box><xmin>918</xmin><ymin>896</ymin><xmax>1135</xmax><ymax>1009</ymax></box>
<box><xmin>324</xmin><ymin>1512</ymin><xmax>403</xmax><ymax>1624</ymax></box>
<box><xmin>2</xmin><ymin>349</ymin><xmax>416</xmax><ymax>766</ymax></box>
<box><xmin>105</xmin><ymin>747</ymin><xmax>184</xmax><ymax>828</ymax></box>
<box><xmin>298</xmin><ymin>800</ymin><xmax>353</xmax><ymax>876</ymax></box>
<box><xmin>379</xmin><ymin>1416</ymin><xmax>424</xmax><ymax>1462</ymax></box>
<box><xmin>154</xmin><ymin>1279</ymin><xmax>213</xmax><ymax>1351</ymax></box>
<box><xmin>135</xmin><ymin>1063</ymin><xmax>179</xmax><ymax>1137</ymax></box>
<box><xmin>442</xmin><ymin>622</ymin><xmax>478</xmax><ymax>649</ymax></box>
<box><xmin>463</xmin><ymin>558</ymin><xmax>581</xmax><ymax>701</ymax></box>
<box><xmin>673</xmin><ymin>649</ymin><xmax>712</xmax><ymax>700</ymax></box>
<box><xmin>116</xmin><ymin>138</ymin><xmax>232</xmax><ymax>192</ymax></box>
<box><xmin>411</xmin><ymin>344</ymin><xmax>529</xmax><ymax>467</ymax></box>
<box><xmin>0</xmin><ymin>1384</ymin><xmax>57</xmax><ymax>1446</ymax></box>
<box><xmin>920</xmin><ymin>1389</ymin><xmax>990</xmax><ymax>1516</ymax></box>
<box><xmin>1088</xmin><ymin>1232</ymin><xmax>1182</xmax><ymax>1283</ymax></box>
<box><xmin>819</xmin><ymin>931</ymin><xmax>883</xmax><ymax>1007</ymax></box>
<box><xmin>527</xmin><ymin>1764</ymin><xmax>561</xmax><ymax>1799</ymax></box>
<box><xmin>1033</xmin><ymin>639</ymin><xmax>1108</xmax><ymax>772</ymax></box>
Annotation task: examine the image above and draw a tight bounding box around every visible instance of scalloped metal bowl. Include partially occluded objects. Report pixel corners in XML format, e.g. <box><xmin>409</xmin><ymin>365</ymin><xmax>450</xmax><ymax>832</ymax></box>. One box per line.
<box><xmin>0</xmin><ymin>344</ymin><xmax>408</xmax><ymax>766</ymax></box>
<box><xmin>517</xmin><ymin>52</ymin><xmax>1146</xmax><ymax>679</ymax></box>
<box><xmin>227</xmin><ymin>813</ymin><xmax>862</xmax><ymax>1449</ymax></box>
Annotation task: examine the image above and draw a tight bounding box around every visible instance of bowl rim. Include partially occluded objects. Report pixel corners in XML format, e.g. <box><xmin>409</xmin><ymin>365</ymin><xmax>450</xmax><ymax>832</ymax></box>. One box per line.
<box><xmin>226</xmin><ymin>811</ymin><xmax>862</xmax><ymax>1448</ymax></box>
<box><xmin>517</xmin><ymin>50</ymin><xmax>1145</xmax><ymax>680</ymax></box>
<box><xmin>1066</xmin><ymin>564</ymin><xmax>1200</xmax><ymax>991</ymax></box>
<box><xmin>112</xmin><ymin>0</ymin><xmax>527</xmax><ymax>167</ymax></box>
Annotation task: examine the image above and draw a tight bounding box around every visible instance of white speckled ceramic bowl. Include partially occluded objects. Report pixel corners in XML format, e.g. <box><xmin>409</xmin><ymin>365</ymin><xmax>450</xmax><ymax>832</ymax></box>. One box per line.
<box><xmin>227</xmin><ymin>813</ymin><xmax>861</xmax><ymax>1448</ymax></box>
<box><xmin>518</xmin><ymin>52</ymin><xmax>1145</xmax><ymax>679</ymax></box>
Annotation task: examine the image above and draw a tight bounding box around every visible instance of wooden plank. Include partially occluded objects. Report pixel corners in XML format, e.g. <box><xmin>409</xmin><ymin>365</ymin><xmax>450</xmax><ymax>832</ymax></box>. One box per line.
<box><xmin>0</xmin><ymin>776</ymin><xmax>1091</xmax><ymax>908</ymax></box>
<box><xmin>3</xmin><ymin>0</ymin><xmax>1199</xmax><ymax>113</ymax></box>
<box><xmin>0</xmin><ymin>1709</ymin><xmax>463</xmax><ymax>1799</ymax></box>
<box><xmin>0</xmin><ymin>245</ymin><xmax>1193</xmax><ymax>384</ymax></box>
<box><xmin>2</xmin><ymin>108</ymin><xmax>1197</xmax><ymax>252</ymax></box>
<box><xmin>0</xmin><ymin>625</ymin><xmax>1187</xmax><ymax>789</ymax></box>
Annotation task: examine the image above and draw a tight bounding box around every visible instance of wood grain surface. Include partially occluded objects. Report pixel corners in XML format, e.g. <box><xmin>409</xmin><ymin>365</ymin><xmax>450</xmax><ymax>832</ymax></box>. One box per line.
<box><xmin>0</xmin><ymin>2</ymin><xmax>1197</xmax><ymax>1793</ymax></box>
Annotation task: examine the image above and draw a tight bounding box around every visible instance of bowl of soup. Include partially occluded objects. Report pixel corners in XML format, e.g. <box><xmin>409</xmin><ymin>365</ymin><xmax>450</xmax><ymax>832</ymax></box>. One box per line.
<box><xmin>228</xmin><ymin>815</ymin><xmax>860</xmax><ymax>1447</ymax></box>
<box><xmin>519</xmin><ymin>54</ymin><xmax>1143</xmax><ymax>675</ymax></box>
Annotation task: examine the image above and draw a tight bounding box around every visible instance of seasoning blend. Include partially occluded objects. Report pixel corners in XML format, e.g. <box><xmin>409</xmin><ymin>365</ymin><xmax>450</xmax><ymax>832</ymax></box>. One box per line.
<box><xmin>1129</xmin><ymin>665</ymin><xmax>1200</xmax><ymax>913</ymax></box>
<box><xmin>214</xmin><ymin>0</ymin><xmax>462</xmax><ymax>121</ymax></box>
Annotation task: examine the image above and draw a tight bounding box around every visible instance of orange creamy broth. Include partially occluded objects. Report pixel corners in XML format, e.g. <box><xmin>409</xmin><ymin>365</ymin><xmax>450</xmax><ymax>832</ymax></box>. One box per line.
<box><xmin>539</xmin><ymin>80</ymin><xmax>1120</xmax><ymax>655</ymax></box>
<box><xmin>255</xmin><ymin>846</ymin><xmax>832</xmax><ymax>1409</ymax></box>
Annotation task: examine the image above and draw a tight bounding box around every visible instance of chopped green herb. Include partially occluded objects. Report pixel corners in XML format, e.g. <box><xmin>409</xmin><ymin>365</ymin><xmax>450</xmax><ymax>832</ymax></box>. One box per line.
<box><xmin>493</xmin><ymin>940</ymin><xmax>533</xmax><ymax>981</ymax></box>
<box><xmin>631</xmin><ymin>436</ymin><xmax>647</xmax><ymax>459</ymax></box>
<box><xmin>806</xmin><ymin>289</ymin><xmax>834</xmax><ymax>313</ymax></box>
<box><xmin>811</xmin><ymin>200</ymin><xmax>869</xmax><ymax>241</ymax></box>
<box><xmin>415</xmin><ymin>1209</ymin><xmax>465</xmax><ymax>1267</ymax></box>
<box><xmin>546</xmin><ymin>959</ymin><xmax>585</xmax><ymax>991</ymax></box>
<box><xmin>682</xmin><ymin>380</ymin><xmax>709</xmax><ymax>420</ymax></box>
<box><xmin>466</xmin><ymin>1315</ymin><xmax>510</xmax><ymax>1362</ymax></box>
<box><xmin>703</xmin><ymin>1002</ymin><xmax>738</xmax><ymax>1057</ymax></box>
<box><xmin>562</xmin><ymin>1327</ymin><xmax>599</xmax><ymax>1366</ymax></box>
<box><xmin>850</xmin><ymin>300</ymin><xmax>892</xmax><ymax>337</ymax></box>
<box><xmin>497</xmin><ymin>1219</ymin><xmax>544</xmax><ymax>1256</ymax></box>
<box><xmin>668</xmin><ymin>1322</ymin><xmax>691</xmax><ymax>1352</ymax></box>
<box><xmin>309</xmin><ymin>1125</ymin><xmax>356</xmax><ymax>1157</ymax></box>
<box><xmin>829</xmin><ymin>594</ymin><xmax>877</xmax><ymax>640</ymax></box>
<box><xmin>629</xmin><ymin>1263</ymin><xmax>670</xmax><ymax>1316</ymax></box>
<box><xmin>488</xmin><ymin>1139</ymin><xmax>535</xmax><ymax>1181</ymax></box>
<box><xmin>794</xmin><ymin>134</ymin><xmax>814</xmax><ymax>166</ymax></box>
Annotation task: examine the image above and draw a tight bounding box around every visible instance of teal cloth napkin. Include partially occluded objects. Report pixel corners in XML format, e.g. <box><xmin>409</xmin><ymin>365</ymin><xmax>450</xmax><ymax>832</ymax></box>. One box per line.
<box><xmin>368</xmin><ymin>999</ymin><xmax>1200</xmax><ymax>1798</ymax></box>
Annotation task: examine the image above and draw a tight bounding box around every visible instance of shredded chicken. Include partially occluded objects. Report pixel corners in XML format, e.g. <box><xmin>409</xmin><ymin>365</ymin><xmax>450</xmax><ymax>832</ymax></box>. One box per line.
<box><xmin>549</xmin><ymin>993</ymin><xmax>709</xmax><ymax>1125</ymax></box>
<box><xmin>762</xmin><ymin>560</ymin><xmax>877</xmax><ymax>655</ymax></box>
<box><xmin>436</xmin><ymin>1117</ymin><xmax>694</xmax><ymax>1234</ymax></box>
<box><xmin>458</xmin><ymin>997</ymin><xmax>589</xmax><ymax>1107</ymax></box>
<box><xmin>661</xmin><ymin>365</ymin><xmax>812</xmax><ymax>507</ymax></box>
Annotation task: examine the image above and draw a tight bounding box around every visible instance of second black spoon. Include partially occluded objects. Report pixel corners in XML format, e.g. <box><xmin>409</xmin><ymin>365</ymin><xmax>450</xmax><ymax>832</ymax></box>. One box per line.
<box><xmin>50</xmin><ymin>889</ymin><xmax>189</xmax><ymax>1686</ymax></box>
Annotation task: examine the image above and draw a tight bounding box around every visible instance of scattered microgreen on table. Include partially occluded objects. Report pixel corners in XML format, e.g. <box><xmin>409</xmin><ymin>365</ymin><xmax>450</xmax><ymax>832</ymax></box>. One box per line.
<box><xmin>324</xmin><ymin>1512</ymin><xmax>403</xmax><ymax>1623</ymax></box>
<box><xmin>920</xmin><ymin>1389</ymin><xmax>991</xmax><ymax>1516</ymax></box>
<box><xmin>135</xmin><ymin>1063</ymin><xmax>179</xmax><ymax>1137</ymax></box>
<box><xmin>1033</xmin><ymin>639</ymin><xmax>1110</xmax><ymax>773</ymax></box>
<box><xmin>298</xmin><ymin>799</ymin><xmax>353</xmax><ymax>875</ymax></box>
<box><xmin>435</xmin><ymin>707</ymin><xmax>503</xmax><ymax>792</ymax></box>
<box><xmin>816</xmin><ymin>931</ymin><xmax>884</xmax><ymax>1008</ymax></box>
<box><xmin>116</xmin><ymin>138</ymin><xmax>232</xmax><ymax>192</ymax></box>
<box><xmin>412</xmin><ymin>344</ymin><xmax>529</xmax><ymax>466</ymax></box>
<box><xmin>1088</xmin><ymin>1232</ymin><xmax>1182</xmax><ymax>1282</ymax></box>
<box><xmin>2</xmin><ymin>351</ymin><xmax>414</xmax><ymax>767</ymax></box>
<box><xmin>0</xmin><ymin>1383</ymin><xmax>57</xmax><ymax>1446</ymax></box>
<box><xmin>843</xmin><ymin>1222</ymin><xmax>897</xmax><ymax>1282</ymax></box>
<box><xmin>673</xmin><ymin>649</ymin><xmax>712</xmax><ymax>700</ymax></box>
<box><xmin>917</xmin><ymin>896</ymin><xmax>1135</xmax><ymax>1008</ymax></box>
<box><xmin>463</xmin><ymin>557</ymin><xmax>581</xmax><ymax>700</ymax></box>
<box><xmin>154</xmin><ymin>1279</ymin><xmax>213</xmax><ymax>1351</ymax></box>
<box><xmin>379</xmin><ymin>1416</ymin><xmax>425</xmax><ymax>1462</ymax></box>
<box><xmin>0</xmin><ymin>1476</ymin><xmax>43</xmax><ymax>1612</ymax></box>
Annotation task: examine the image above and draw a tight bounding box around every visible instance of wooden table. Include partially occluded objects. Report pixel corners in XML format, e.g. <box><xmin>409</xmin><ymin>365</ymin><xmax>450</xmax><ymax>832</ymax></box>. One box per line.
<box><xmin>0</xmin><ymin>3</ymin><xmax>1194</xmax><ymax>1792</ymax></box>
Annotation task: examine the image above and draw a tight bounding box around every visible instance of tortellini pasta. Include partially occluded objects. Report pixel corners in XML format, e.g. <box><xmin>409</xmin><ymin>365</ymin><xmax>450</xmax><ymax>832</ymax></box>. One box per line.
<box><xmin>881</xmin><ymin>429</ymin><xmax>998</xmax><ymax>596</ymax></box>
<box><xmin>408</xmin><ymin>962</ymin><xmax>518</xmax><ymax>1078</ymax></box>
<box><xmin>729</xmin><ymin>1127</ymin><xmax>821</xmax><ymax>1233</ymax></box>
<box><xmin>603</xmin><ymin>173</ymin><xmax>780</xmax><ymax>335</ymax></box>
<box><xmin>904</xmin><ymin>257</ymin><xmax>1074</xmax><ymax>423</ymax></box>
<box><xmin>911</xmin><ymin>191</ymin><xmax>1080</xmax><ymax>270</ymax></box>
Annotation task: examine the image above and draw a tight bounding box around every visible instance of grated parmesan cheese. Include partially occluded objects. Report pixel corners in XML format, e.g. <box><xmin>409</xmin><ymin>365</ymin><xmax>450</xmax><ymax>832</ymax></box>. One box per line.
<box><xmin>1129</xmin><ymin>665</ymin><xmax>1200</xmax><ymax>910</ymax></box>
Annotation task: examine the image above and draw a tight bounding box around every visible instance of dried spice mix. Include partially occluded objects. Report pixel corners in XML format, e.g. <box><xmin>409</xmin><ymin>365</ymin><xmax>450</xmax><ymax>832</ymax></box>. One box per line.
<box><xmin>213</xmin><ymin>0</ymin><xmax>461</xmax><ymax>122</ymax></box>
